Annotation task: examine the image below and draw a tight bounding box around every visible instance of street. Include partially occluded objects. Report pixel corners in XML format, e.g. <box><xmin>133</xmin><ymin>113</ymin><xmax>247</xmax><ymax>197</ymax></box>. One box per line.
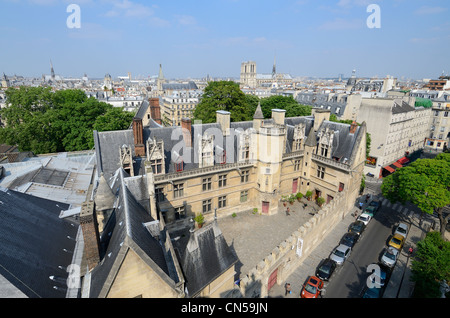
<box><xmin>323</xmin><ymin>202</ymin><xmax>405</xmax><ymax>298</ymax></box>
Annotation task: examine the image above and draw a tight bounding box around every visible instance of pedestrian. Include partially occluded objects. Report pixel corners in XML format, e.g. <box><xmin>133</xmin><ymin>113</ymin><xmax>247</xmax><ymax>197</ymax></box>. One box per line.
<box><xmin>285</xmin><ymin>283</ymin><xmax>291</xmax><ymax>296</ymax></box>
<box><xmin>359</xmin><ymin>202</ymin><xmax>363</xmax><ymax>210</ymax></box>
<box><xmin>408</xmin><ymin>247</ymin><xmax>413</xmax><ymax>256</ymax></box>
<box><xmin>286</xmin><ymin>207</ymin><xmax>290</xmax><ymax>216</ymax></box>
<box><xmin>365</xmin><ymin>194</ymin><xmax>370</xmax><ymax>203</ymax></box>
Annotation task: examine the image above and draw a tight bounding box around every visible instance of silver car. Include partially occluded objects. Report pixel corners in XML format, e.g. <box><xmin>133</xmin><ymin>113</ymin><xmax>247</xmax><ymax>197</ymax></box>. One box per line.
<box><xmin>394</xmin><ymin>223</ymin><xmax>409</xmax><ymax>239</ymax></box>
<box><xmin>381</xmin><ymin>247</ymin><xmax>399</xmax><ymax>268</ymax></box>
<box><xmin>330</xmin><ymin>244</ymin><xmax>351</xmax><ymax>265</ymax></box>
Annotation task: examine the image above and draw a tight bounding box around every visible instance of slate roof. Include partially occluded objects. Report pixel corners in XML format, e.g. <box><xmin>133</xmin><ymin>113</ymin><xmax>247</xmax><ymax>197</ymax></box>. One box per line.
<box><xmin>392</xmin><ymin>100</ymin><xmax>415</xmax><ymax>114</ymax></box>
<box><xmin>86</xmin><ymin>169</ymin><xmax>181</xmax><ymax>298</ymax></box>
<box><xmin>95</xmin><ymin>114</ymin><xmax>363</xmax><ymax>179</ymax></box>
<box><xmin>0</xmin><ymin>188</ymin><xmax>78</xmax><ymax>298</ymax></box>
<box><xmin>181</xmin><ymin>221</ymin><xmax>238</xmax><ymax>297</ymax></box>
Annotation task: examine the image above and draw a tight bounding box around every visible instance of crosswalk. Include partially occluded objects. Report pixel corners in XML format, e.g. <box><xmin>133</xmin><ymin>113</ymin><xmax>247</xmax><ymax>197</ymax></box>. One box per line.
<box><xmin>379</xmin><ymin>198</ymin><xmax>442</xmax><ymax>220</ymax></box>
<box><xmin>380</xmin><ymin>198</ymin><xmax>417</xmax><ymax>218</ymax></box>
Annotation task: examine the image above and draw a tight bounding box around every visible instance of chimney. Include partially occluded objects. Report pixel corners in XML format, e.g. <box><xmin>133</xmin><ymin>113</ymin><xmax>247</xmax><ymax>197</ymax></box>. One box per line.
<box><xmin>350</xmin><ymin>121</ymin><xmax>358</xmax><ymax>134</ymax></box>
<box><xmin>181</xmin><ymin>118</ymin><xmax>192</xmax><ymax>147</ymax></box>
<box><xmin>149</xmin><ymin>98</ymin><xmax>162</xmax><ymax>124</ymax></box>
<box><xmin>271</xmin><ymin>109</ymin><xmax>286</xmax><ymax>126</ymax></box>
<box><xmin>216</xmin><ymin>110</ymin><xmax>230</xmax><ymax>136</ymax></box>
<box><xmin>80</xmin><ymin>201</ymin><xmax>101</xmax><ymax>271</ymax></box>
<box><xmin>132</xmin><ymin>117</ymin><xmax>145</xmax><ymax>157</ymax></box>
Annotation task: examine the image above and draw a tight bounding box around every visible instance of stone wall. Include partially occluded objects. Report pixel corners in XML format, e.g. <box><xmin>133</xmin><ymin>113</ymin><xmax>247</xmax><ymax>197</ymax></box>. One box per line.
<box><xmin>236</xmin><ymin>188</ymin><xmax>355</xmax><ymax>298</ymax></box>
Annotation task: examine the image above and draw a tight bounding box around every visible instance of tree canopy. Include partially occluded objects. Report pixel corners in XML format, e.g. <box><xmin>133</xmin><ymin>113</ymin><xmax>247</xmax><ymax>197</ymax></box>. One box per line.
<box><xmin>411</xmin><ymin>231</ymin><xmax>450</xmax><ymax>298</ymax></box>
<box><xmin>381</xmin><ymin>153</ymin><xmax>450</xmax><ymax>237</ymax></box>
<box><xmin>259</xmin><ymin>95</ymin><xmax>311</xmax><ymax>118</ymax></box>
<box><xmin>193</xmin><ymin>81</ymin><xmax>256</xmax><ymax>123</ymax></box>
<box><xmin>0</xmin><ymin>87</ymin><xmax>134</xmax><ymax>154</ymax></box>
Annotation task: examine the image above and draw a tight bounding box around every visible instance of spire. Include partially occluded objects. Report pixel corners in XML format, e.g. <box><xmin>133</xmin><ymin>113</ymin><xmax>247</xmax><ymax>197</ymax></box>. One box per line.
<box><xmin>253</xmin><ymin>102</ymin><xmax>264</xmax><ymax>119</ymax></box>
<box><xmin>304</xmin><ymin>128</ymin><xmax>317</xmax><ymax>148</ymax></box>
<box><xmin>272</xmin><ymin>54</ymin><xmax>276</xmax><ymax>78</ymax></box>
<box><xmin>50</xmin><ymin>59</ymin><xmax>55</xmax><ymax>79</ymax></box>
<box><xmin>158</xmin><ymin>64</ymin><xmax>164</xmax><ymax>80</ymax></box>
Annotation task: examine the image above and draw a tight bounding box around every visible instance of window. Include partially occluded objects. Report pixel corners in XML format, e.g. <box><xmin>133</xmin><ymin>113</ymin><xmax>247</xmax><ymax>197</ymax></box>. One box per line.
<box><xmin>294</xmin><ymin>139</ymin><xmax>302</xmax><ymax>151</ymax></box>
<box><xmin>241</xmin><ymin>170</ymin><xmax>249</xmax><ymax>183</ymax></box>
<box><xmin>202</xmin><ymin>199</ymin><xmax>212</xmax><ymax>214</ymax></box>
<box><xmin>220</xmin><ymin>151</ymin><xmax>226</xmax><ymax>164</ymax></box>
<box><xmin>151</xmin><ymin>159</ymin><xmax>162</xmax><ymax>174</ymax></box>
<box><xmin>294</xmin><ymin>160</ymin><xmax>301</xmax><ymax>171</ymax></box>
<box><xmin>218</xmin><ymin>174</ymin><xmax>227</xmax><ymax>188</ymax></box>
<box><xmin>218</xmin><ymin>196</ymin><xmax>227</xmax><ymax>209</ymax></box>
<box><xmin>175</xmin><ymin>161</ymin><xmax>183</xmax><ymax>172</ymax></box>
<box><xmin>241</xmin><ymin>145</ymin><xmax>250</xmax><ymax>160</ymax></box>
<box><xmin>317</xmin><ymin>166</ymin><xmax>325</xmax><ymax>179</ymax></box>
<box><xmin>174</xmin><ymin>206</ymin><xmax>185</xmax><ymax>220</ymax></box>
<box><xmin>155</xmin><ymin>187</ymin><xmax>165</xmax><ymax>202</ymax></box>
<box><xmin>240</xmin><ymin>190</ymin><xmax>248</xmax><ymax>202</ymax></box>
<box><xmin>320</xmin><ymin>144</ymin><xmax>329</xmax><ymax>157</ymax></box>
<box><xmin>173</xmin><ymin>183</ymin><xmax>184</xmax><ymax>198</ymax></box>
<box><xmin>202</xmin><ymin>177</ymin><xmax>212</xmax><ymax>191</ymax></box>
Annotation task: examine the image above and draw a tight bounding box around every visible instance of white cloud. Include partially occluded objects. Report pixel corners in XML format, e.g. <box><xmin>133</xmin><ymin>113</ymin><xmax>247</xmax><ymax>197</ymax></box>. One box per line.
<box><xmin>318</xmin><ymin>17</ymin><xmax>363</xmax><ymax>30</ymax></box>
<box><xmin>414</xmin><ymin>6</ymin><xmax>448</xmax><ymax>15</ymax></box>
<box><xmin>175</xmin><ymin>15</ymin><xmax>197</xmax><ymax>26</ymax></box>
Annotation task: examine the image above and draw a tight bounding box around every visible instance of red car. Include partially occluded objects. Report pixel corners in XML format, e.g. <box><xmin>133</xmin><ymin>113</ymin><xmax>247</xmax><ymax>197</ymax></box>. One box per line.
<box><xmin>300</xmin><ymin>276</ymin><xmax>324</xmax><ymax>298</ymax></box>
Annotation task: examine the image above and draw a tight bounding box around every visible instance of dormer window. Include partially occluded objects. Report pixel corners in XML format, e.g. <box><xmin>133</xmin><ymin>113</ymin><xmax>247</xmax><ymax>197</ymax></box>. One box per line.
<box><xmin>175</xmin><ymin>160</ymin><xmax>183</xmax><ymax>172</ymax></box>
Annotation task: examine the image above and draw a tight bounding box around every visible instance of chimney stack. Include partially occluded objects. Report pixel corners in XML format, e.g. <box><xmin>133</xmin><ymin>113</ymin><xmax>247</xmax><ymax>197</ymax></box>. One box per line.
<box><xmin>181</xmin><ymin>118</ymin><xmax>192</xmax><ymax>147</ymax></box>
<box><xmin>80</xmin><ymin>201</ymin><xmax>101</xmax><ymax>271</ymax></box>
<box><xmin>216</xmin><ymin>110</ymin><xmax>230</xmax><ymax>136</ymax></box>
<box><xmin>149</xmin><ymin>98</ymin><xmax>162</xmax><ymax>125</ymax></box>
<box><xmin>350</xmin><ymin>121</ymin><xmax>358</xmax><ymax>134</ymax></box>
<box><xmin>132</xmin><ymin>117</ymin><xmax>145</xmax><ymax>157</ymax></box>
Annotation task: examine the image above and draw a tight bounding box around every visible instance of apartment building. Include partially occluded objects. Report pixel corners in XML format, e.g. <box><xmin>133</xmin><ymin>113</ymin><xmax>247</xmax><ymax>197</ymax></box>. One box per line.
<box><xmin>357</xmin><ymin>97</ymin><xmax>431</xmax><ymax>178</ymax></box>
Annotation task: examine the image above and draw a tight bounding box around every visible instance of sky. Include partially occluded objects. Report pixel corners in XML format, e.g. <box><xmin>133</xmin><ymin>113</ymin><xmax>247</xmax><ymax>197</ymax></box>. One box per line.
<box><xmin>0</xmin><ymin>0</ymin><xmax>449</xmax><ymax>80</ymax></box>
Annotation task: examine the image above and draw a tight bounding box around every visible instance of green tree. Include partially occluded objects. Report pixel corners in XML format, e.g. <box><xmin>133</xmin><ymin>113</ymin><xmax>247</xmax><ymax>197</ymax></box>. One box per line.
<box><xmin>193</xmin><ymin>81</ymin><xmax>253</xmax><ymax>123</ymax></box>
<box><xmin>259</xmin><ymin>95</ymin><xmax>311</xmax><ymax>118</ymax></box>
<box><xmin>381</xmin><ymin>153</ymin><xmax>450</xmax><ymax>237</ymax></box>
<box><xmin>0</xmin><ymin>88</ymin><xmax>134</xmax><ymax>154</ymax></box>
<box><xmin>411</xmin><ymin>231</ymin><xmax>450</xmax><ymax>298</ymax></box>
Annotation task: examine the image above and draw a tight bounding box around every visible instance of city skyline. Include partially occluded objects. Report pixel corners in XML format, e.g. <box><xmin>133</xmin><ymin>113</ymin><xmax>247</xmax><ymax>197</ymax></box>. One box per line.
<box><xmin>1</xmin><ymin>0</ymin><xmax>449</xmax><ymax>80</ymax></box>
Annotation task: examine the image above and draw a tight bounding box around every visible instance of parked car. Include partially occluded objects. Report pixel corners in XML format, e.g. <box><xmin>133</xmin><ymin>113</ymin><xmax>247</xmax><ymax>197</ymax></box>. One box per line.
<box><xmin>330</xmin><ymin>244</ymin><xmax>351</xmax><ymax>265</ymax></box>
<box><xmin>368</xmin><ymin>265</ymin><xmax>387</xmax><ymax>287</ymax></box>
<box><xmin>340</xmin><ymin>232</ymin><xmax>359</xmax><ymax>248</ymax></box>
<box><xmin>394</xmin><ymin>223</ymin><xmax>409</xmax><ymax>239</ymax></box>
<box><xmin>357</xmin><ymin>213</ymin><xmax>372</xmax><ymax>225</ymax></box>
<box><xmin>388</xmin><ymin>234</ymin><xmax>405</xmax><ymax>250</ymax></box>
<box><xmin>369</xmin><ymin>200</ymin><xmax>381</xmax><ymax>211</ymax></box>
<box><xmin>300</xmin><ymin>276</ymin><xmax>324</xmax><ymax>298</ymax></box>
<box><xmin>381</xmin><ymin>247</ymin><xmax>399</xmax><ymax>268</ymax></box>
<box><xmin>316</xmin><ymin>258</ymin><xmax>337</xmax><ymax>281</ymax></box>
<box><xmin>349</xmin><ymin>221</ymin><xmax>366</xmax><ymax>236</ymax></box>
<box><xmin>362</xmin><ymin>286</ymin><xmax>382</xmax><ymax>298</ymax></box>
<box><xmin>363</xmin><ymin>205</ymin><xmax>377</xmax><ymax>217</ymax></box>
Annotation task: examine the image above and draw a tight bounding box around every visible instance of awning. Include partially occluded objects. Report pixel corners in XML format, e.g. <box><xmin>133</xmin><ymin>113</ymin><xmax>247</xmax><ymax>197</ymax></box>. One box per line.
<box><xmin>384</xmin><ymin>166</ymin><xmax>395</xmax><ymax>173</ymax></box>
<box><xmin>397</xmin><ymin>157</ymin><xmax>409</xmax><ymax>164</ymax></box>
<box><xmin>392</xmin><ymin>162</ymin><xmax>402</xmax><ymax>168</ymax></box>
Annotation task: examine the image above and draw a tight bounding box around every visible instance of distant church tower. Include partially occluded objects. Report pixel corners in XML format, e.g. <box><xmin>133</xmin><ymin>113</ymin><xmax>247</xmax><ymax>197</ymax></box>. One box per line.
<box><xmin>156</xmin><ymin>64</ymin><xmax>166</xmax><ymax>95</ymax></box>
<box><xmin>240</xmin><ymin>61</ymin><xmax>257</xmax><ymax>88</ymax></box>
<box><xmin>1</xmin><ymin>73</ymin><xmax>10</xmax><ymax>88</ymax></box>
<box><xmin>103</xmin><ymin>73</ymin><xmax>112</xmax><ymax>90</ymax></box>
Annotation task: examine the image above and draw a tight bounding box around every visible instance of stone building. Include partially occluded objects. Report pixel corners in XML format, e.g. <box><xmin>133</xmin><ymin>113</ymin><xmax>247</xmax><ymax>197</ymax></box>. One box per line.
<box><xmin>94</xmin><ymin>105</ymin><xmax>366</xmax><ymax>229</ymax></box>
